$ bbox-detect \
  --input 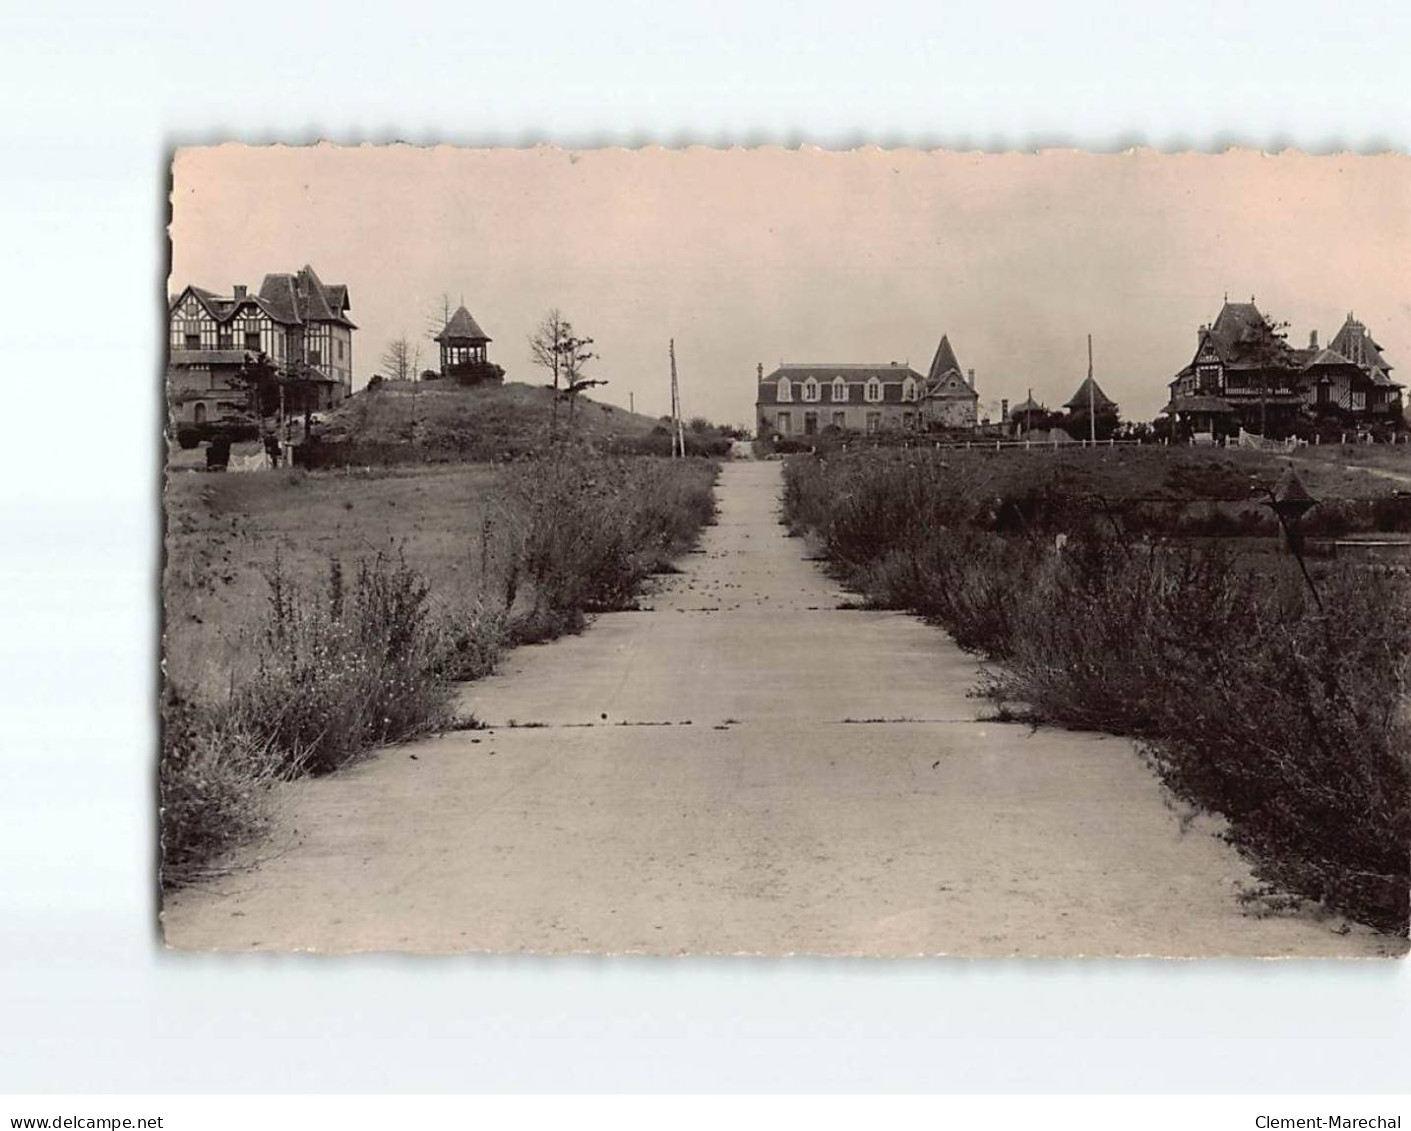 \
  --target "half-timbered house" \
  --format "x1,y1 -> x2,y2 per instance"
167,264 -> 356,427
1163,299 -> 1403,439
